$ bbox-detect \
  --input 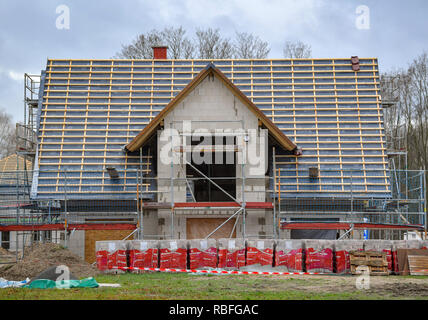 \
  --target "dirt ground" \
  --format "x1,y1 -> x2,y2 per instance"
0,243 -> 99,280
242,274 -> 428,298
